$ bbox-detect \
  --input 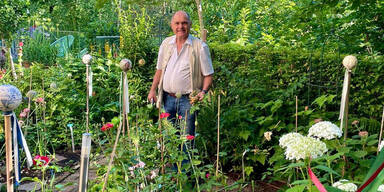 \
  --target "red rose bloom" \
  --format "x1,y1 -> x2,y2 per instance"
160,113 -> 170,119
186,135 -> 195,140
